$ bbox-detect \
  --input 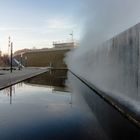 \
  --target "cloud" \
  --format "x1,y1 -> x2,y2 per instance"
0,27 -> 41,31
0,17 -> 80,53
45,18 -> 77,30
